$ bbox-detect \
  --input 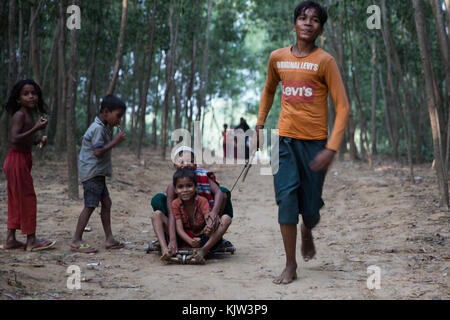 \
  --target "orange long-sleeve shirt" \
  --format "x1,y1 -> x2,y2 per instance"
257,46 -> 349,151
